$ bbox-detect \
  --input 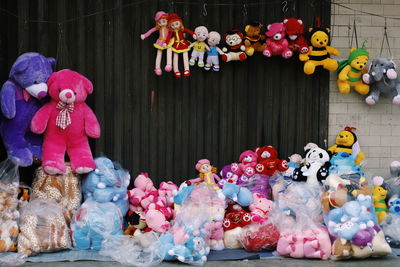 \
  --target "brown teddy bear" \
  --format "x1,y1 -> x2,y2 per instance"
243,22 -> 266,56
